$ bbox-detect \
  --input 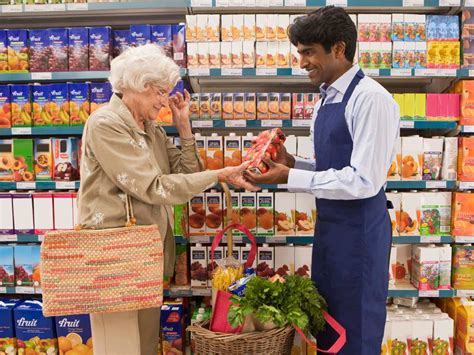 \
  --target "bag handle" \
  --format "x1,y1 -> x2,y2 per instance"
211,223 -> 257,269
294,312 -> 346,354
